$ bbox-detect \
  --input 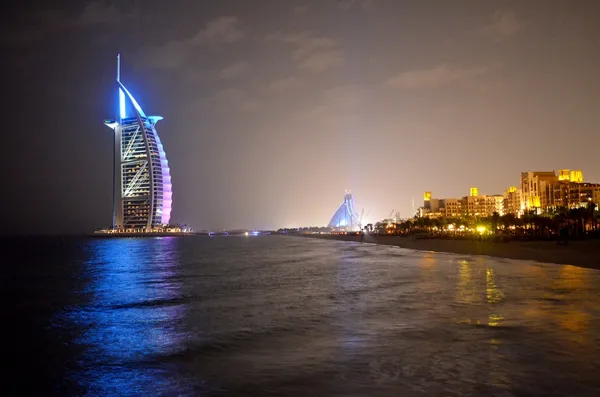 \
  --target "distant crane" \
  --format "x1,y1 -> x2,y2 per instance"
388,209 -> 395,219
